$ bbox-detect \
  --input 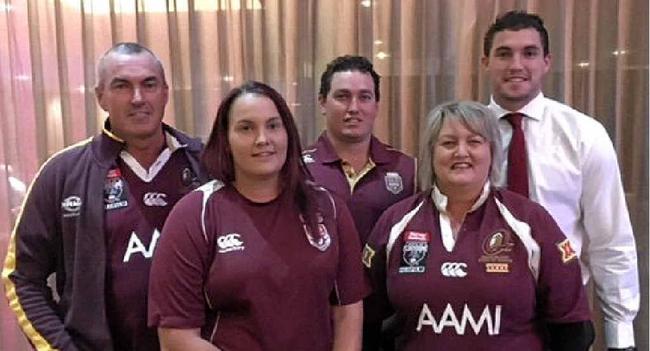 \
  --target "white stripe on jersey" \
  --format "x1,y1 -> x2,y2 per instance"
196,180 -> 225,243
494,197 -> 541,281
385,200 -> 426,271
